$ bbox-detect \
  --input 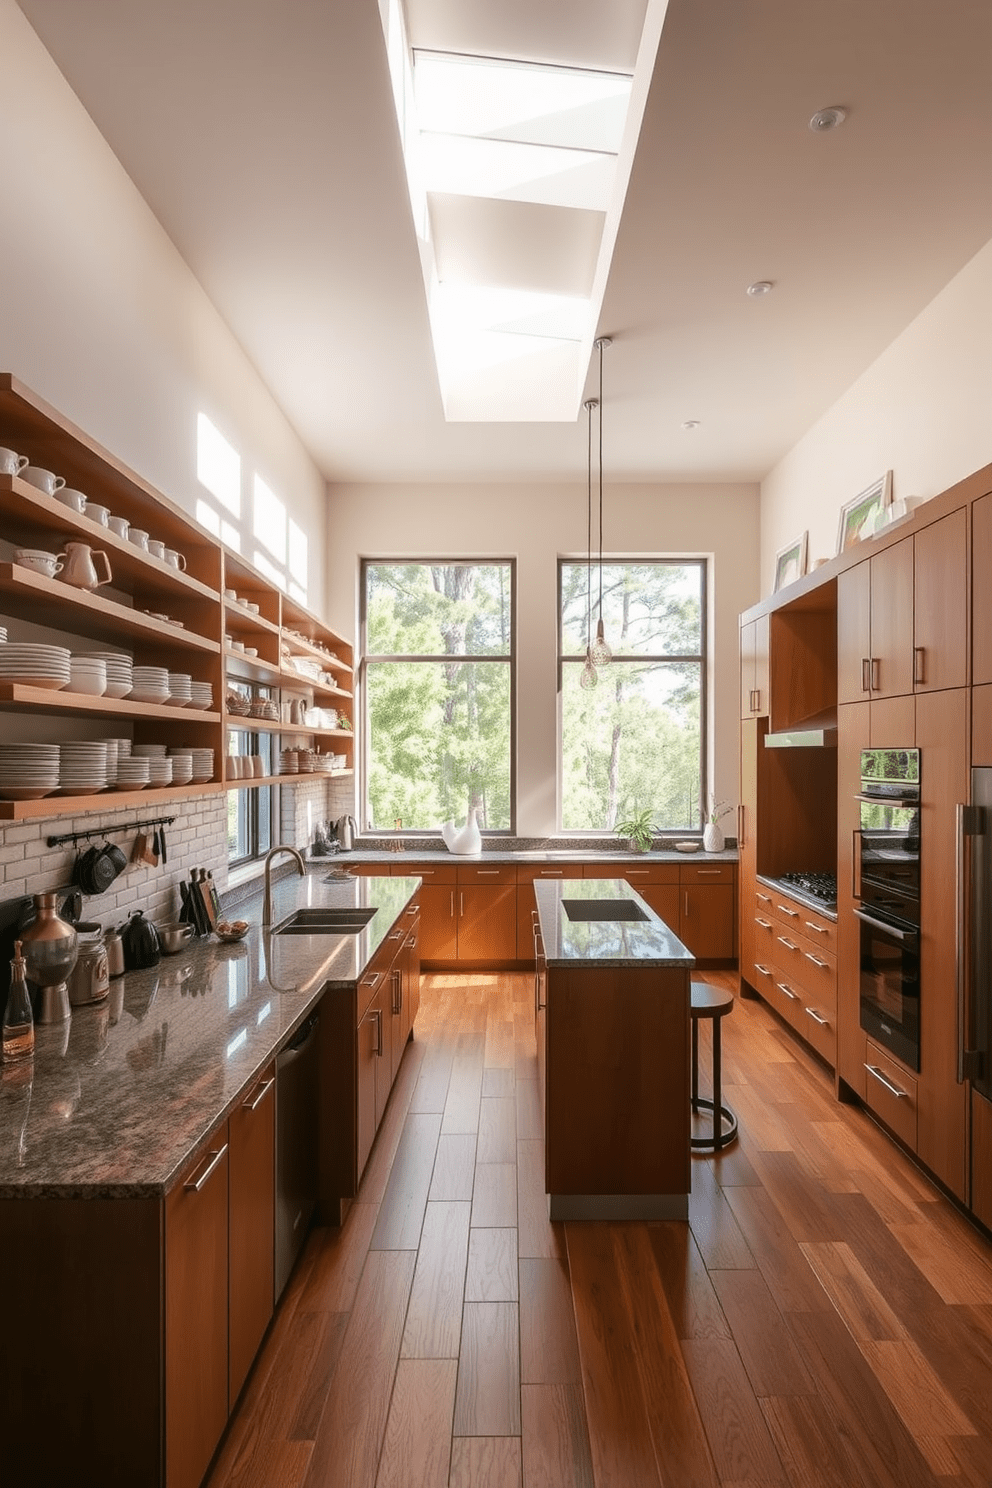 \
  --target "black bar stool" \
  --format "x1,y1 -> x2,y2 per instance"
690,981 -> 738,1151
